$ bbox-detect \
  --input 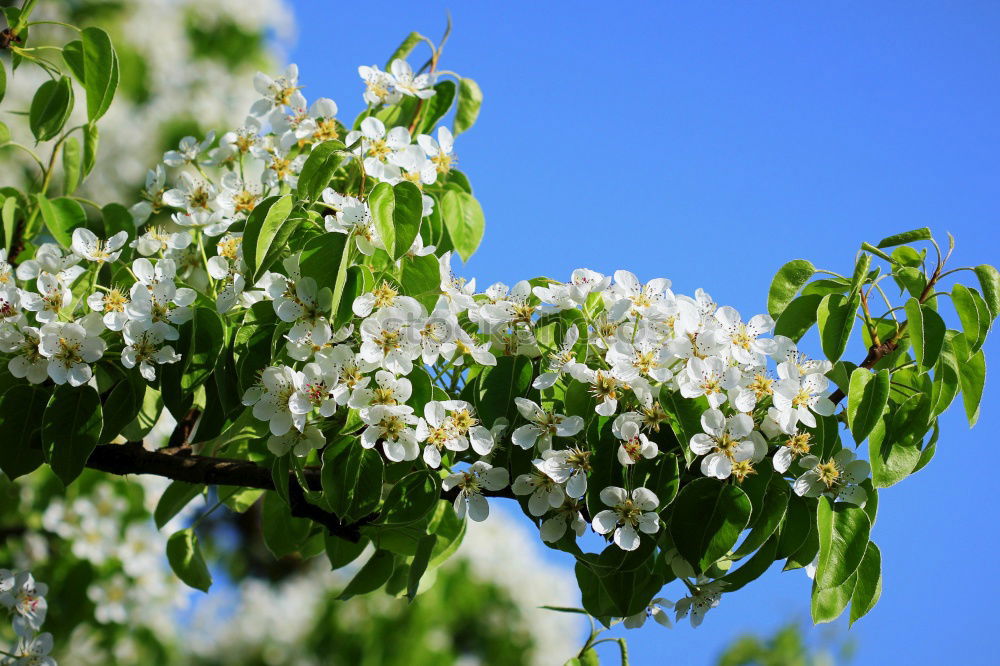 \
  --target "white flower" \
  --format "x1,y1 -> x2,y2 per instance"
390,59 -> 436,98
87,286 -> 132,331
591,486 -> 660,551
250,64 -> 305,117
121,319 -> 180,381
37,315 -> 106,386
322,189 -> 379,256
540,446 -> 591,498
358,64 -> 401,106
539,500 -> 588,543
713,306 -> 776,364
678,356 -> 740,409
512,459 -> 565,516
772,363 -> 836,431
14,631 -> 56,665
21,273 -> 73,323
0,570 -> 48,637
674,578 -> 724,627
346,116 -> 411,180
615,419 -> 658,466
623,597 -> 674,629
172,209 -> 233,237
360,404 -> 420,462
771,335 -> 833,376
417,126 -> 456,174
359,304 -> 422,375
88,574 -> 129,624
511,397 -> 584,450
289,362 -> 339,418
163,132 -> 215,167
793,449 -> 870,507
267,424 -> 326,457
162,172 -> 216,213
568,365 -> 638,416
607,270 -> 676,322
131,225 -> 192,257
71,228 -> 128,264
244,365 -> 304,436
416,400 -> 493,468
772,431 -> 814,473
442,461 -> 509,522
438,252 -> 476,313
689,409 -> 756,480
533,325 -> 580,389
5,327 -> 49,384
